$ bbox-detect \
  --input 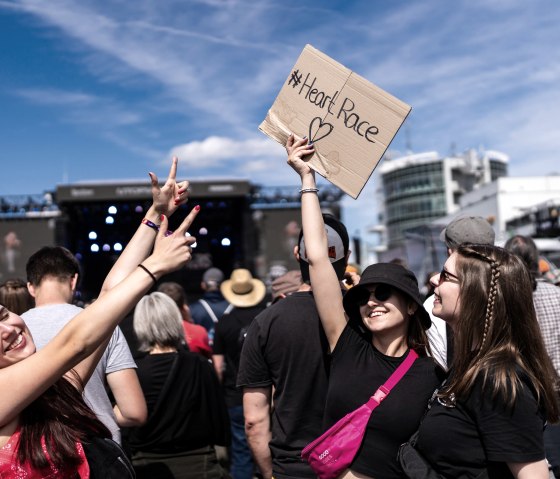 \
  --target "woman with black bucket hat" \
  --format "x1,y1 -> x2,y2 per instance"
286,135 -> 444,479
